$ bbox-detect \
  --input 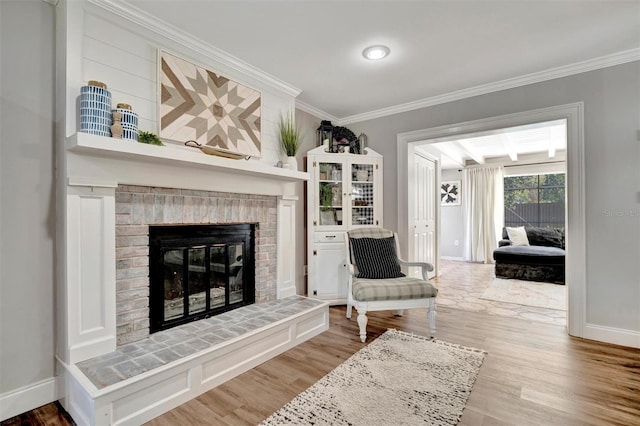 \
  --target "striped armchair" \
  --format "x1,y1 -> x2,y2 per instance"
345,228 -> 438,342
